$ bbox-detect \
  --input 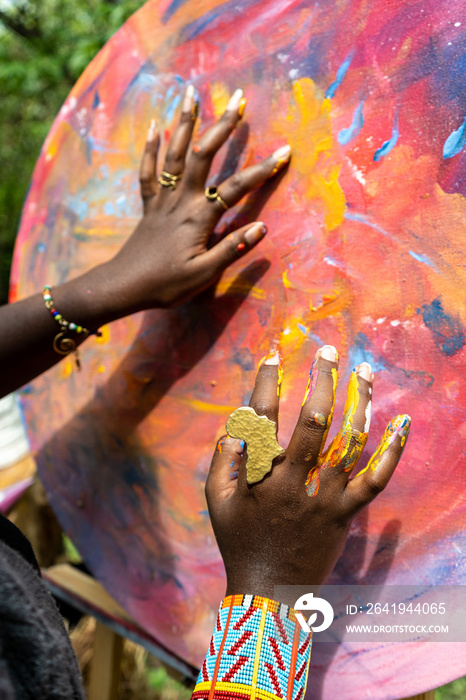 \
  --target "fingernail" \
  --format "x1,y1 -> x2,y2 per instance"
356,362 -> 372,382
397,414 -> 411,446
182,85 -> 195,113
270,145 -> 291,176
147,119 -> 156,141
264,350 -> 281,365
244,222 -> 267,246
238,97 -> 247,119
226,88 -> 244,113
318,345 -> 338,362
